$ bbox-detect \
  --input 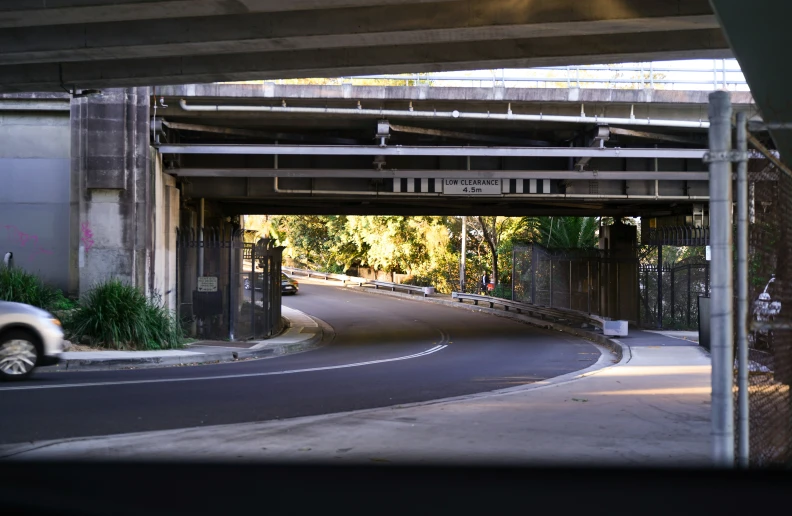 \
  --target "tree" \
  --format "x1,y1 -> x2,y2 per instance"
534,216 -> 598,249
470,217 -> 536,286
